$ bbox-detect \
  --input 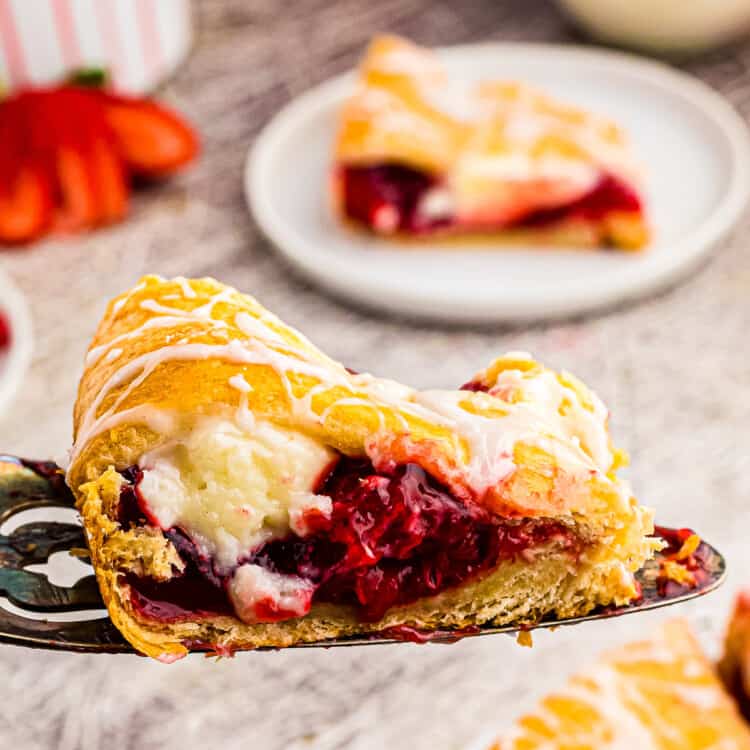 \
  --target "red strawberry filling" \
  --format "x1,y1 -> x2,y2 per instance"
340,164 -> 450,234
338,164 -> 642,236
654,525 -> 712,597
0,312 -> 10,350
120,457 -> 583,625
